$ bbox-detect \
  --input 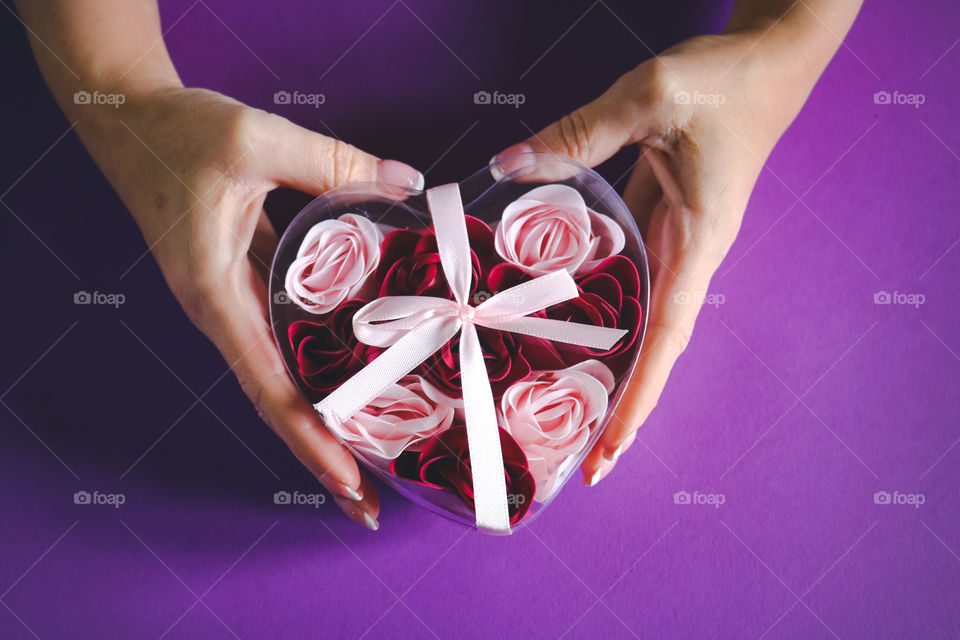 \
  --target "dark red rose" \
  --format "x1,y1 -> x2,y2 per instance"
287,299 -> 377,396
488,256 -> 643,374
417,326 -> 564,400
553,255 -> 643,371
487,261 -> 533,293
375,217 -> 495,299
390,425 -> 535,525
